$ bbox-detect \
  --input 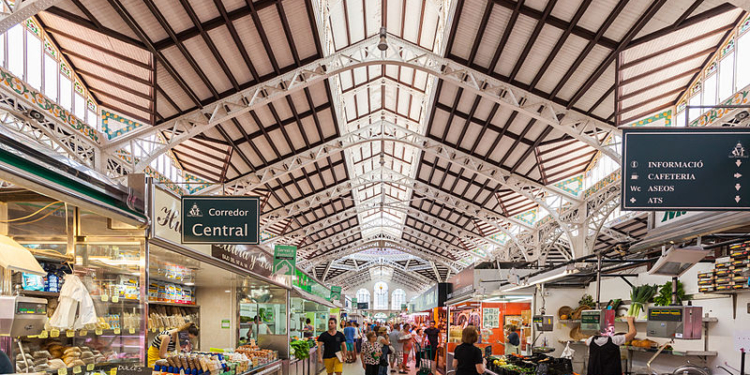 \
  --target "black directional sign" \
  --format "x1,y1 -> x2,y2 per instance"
622,128 -> 750,211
